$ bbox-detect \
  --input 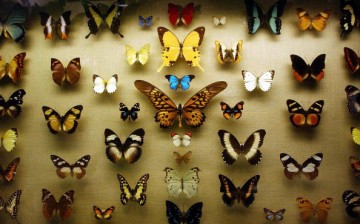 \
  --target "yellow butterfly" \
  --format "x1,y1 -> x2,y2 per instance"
296,8 -> 331,31
157,26 -> 205,73
0,52 -> 26,83
42,105 -> 83,134
134,80 -> 227,128
1,128 -> 18,152
125,44 -> 150,65
351,127 -> 360,145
